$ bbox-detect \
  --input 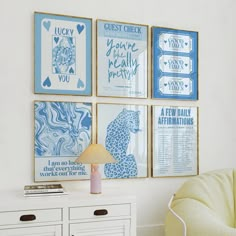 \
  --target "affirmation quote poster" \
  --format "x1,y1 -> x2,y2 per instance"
152,106 -> 198,177
34,101 -> 92,181
97,20 -> 148,98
